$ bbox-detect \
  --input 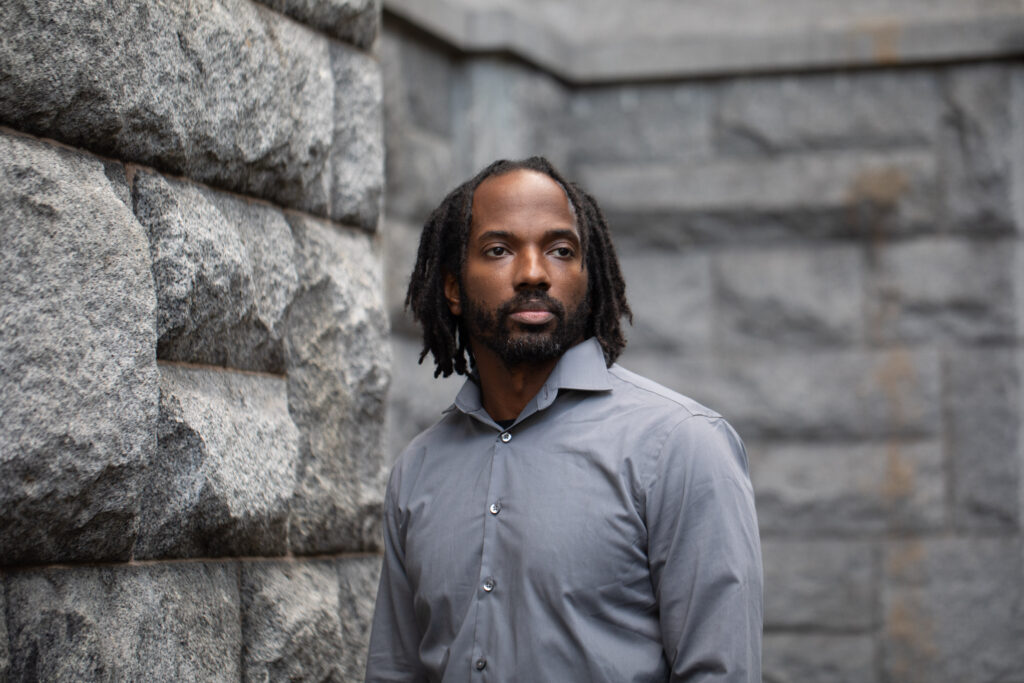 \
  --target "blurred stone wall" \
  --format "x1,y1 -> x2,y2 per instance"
381,3 -> 1024,682
0,1 -> 387,680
